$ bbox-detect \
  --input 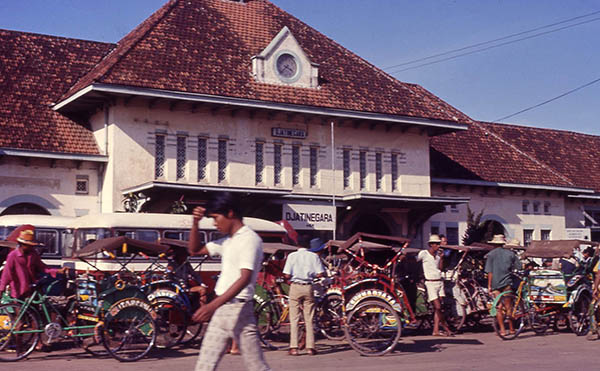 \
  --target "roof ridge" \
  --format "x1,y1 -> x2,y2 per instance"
266,1 -> 470,123
60,0 -> 179,100
0,28 -> 115,46
480,120 -> 600,139
472,121 -> 577,186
